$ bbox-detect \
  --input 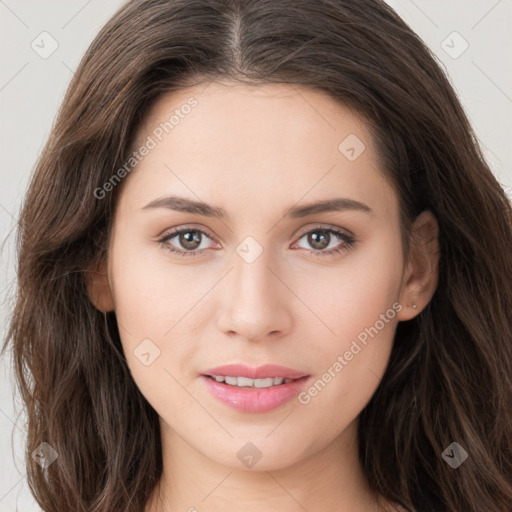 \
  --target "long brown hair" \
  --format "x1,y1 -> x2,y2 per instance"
3,0 -> 512,510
